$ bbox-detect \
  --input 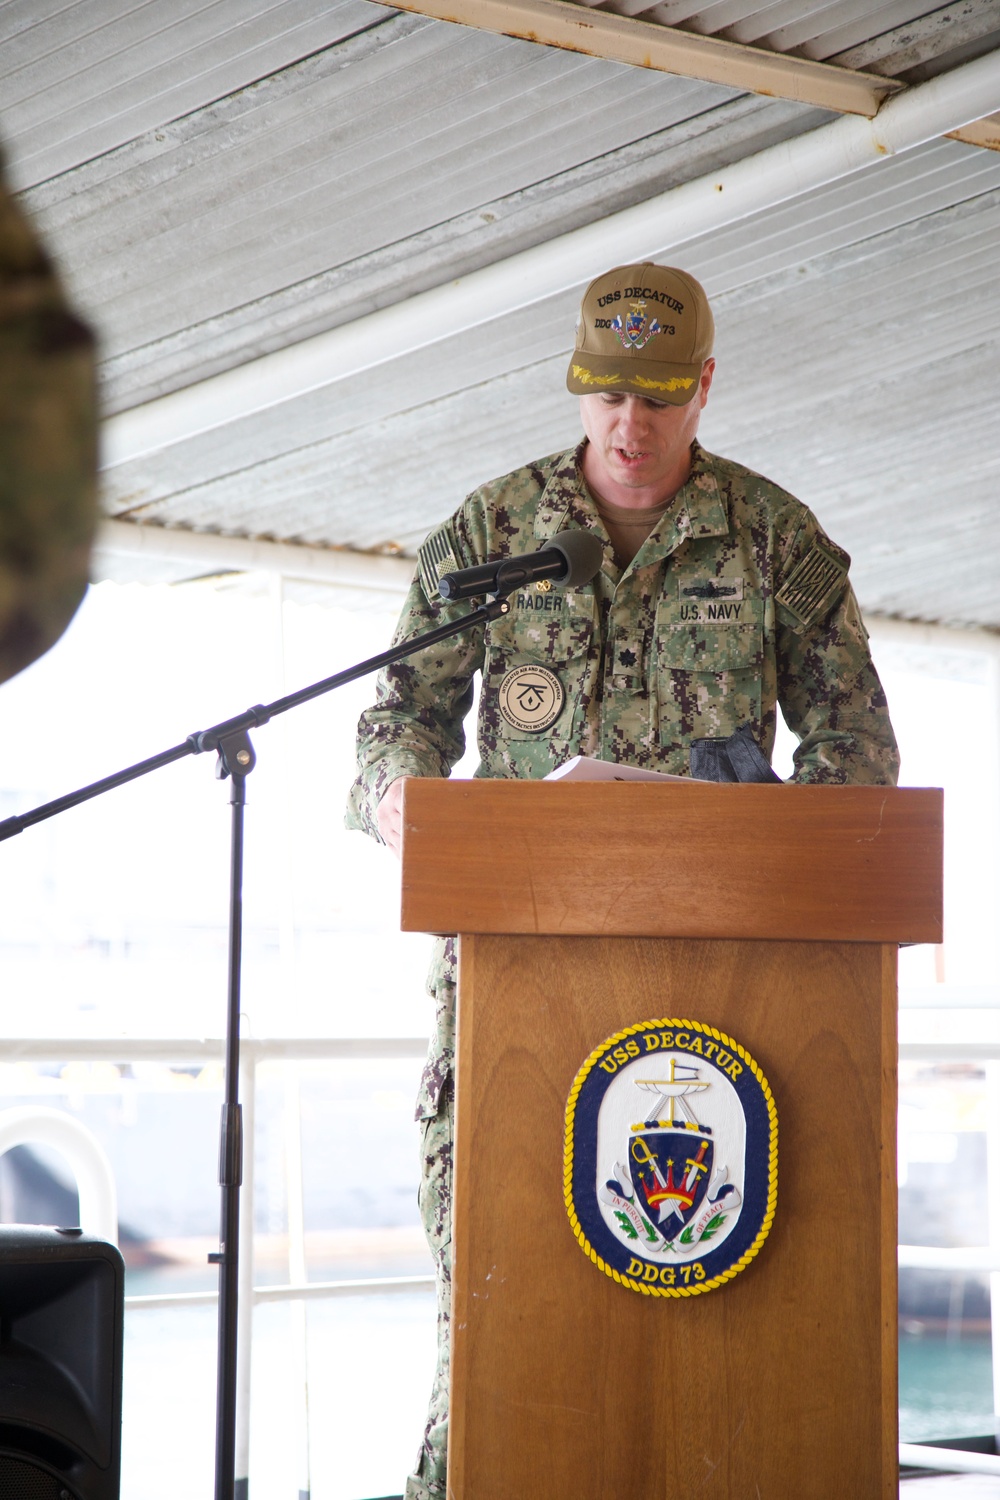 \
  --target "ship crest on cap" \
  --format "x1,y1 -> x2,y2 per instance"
567,263 -> 714,405
612,300 -> 662,352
